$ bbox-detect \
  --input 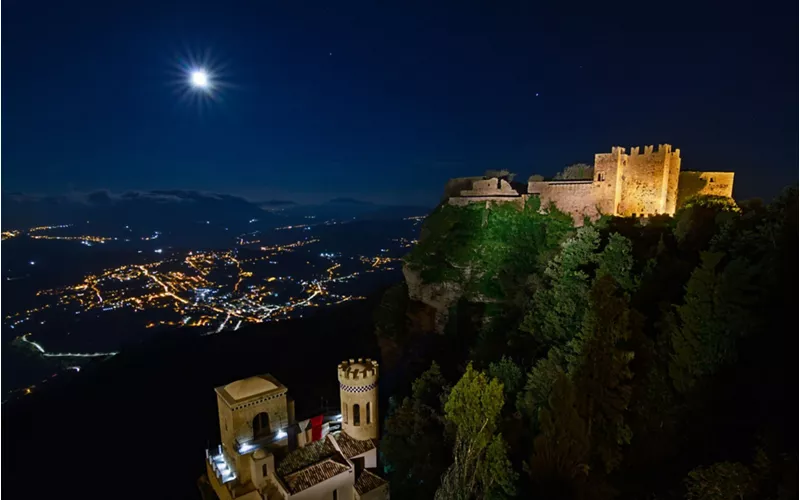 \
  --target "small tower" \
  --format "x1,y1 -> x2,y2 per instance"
338,358 -> 379,441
